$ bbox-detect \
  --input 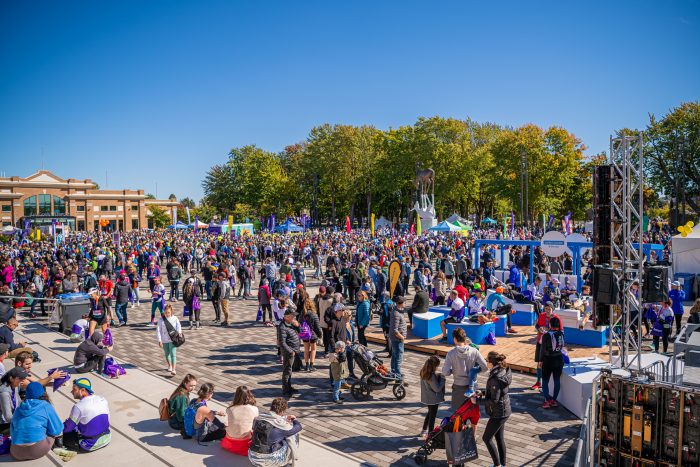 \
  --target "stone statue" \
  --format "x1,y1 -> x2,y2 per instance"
413,163 -> 437,229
